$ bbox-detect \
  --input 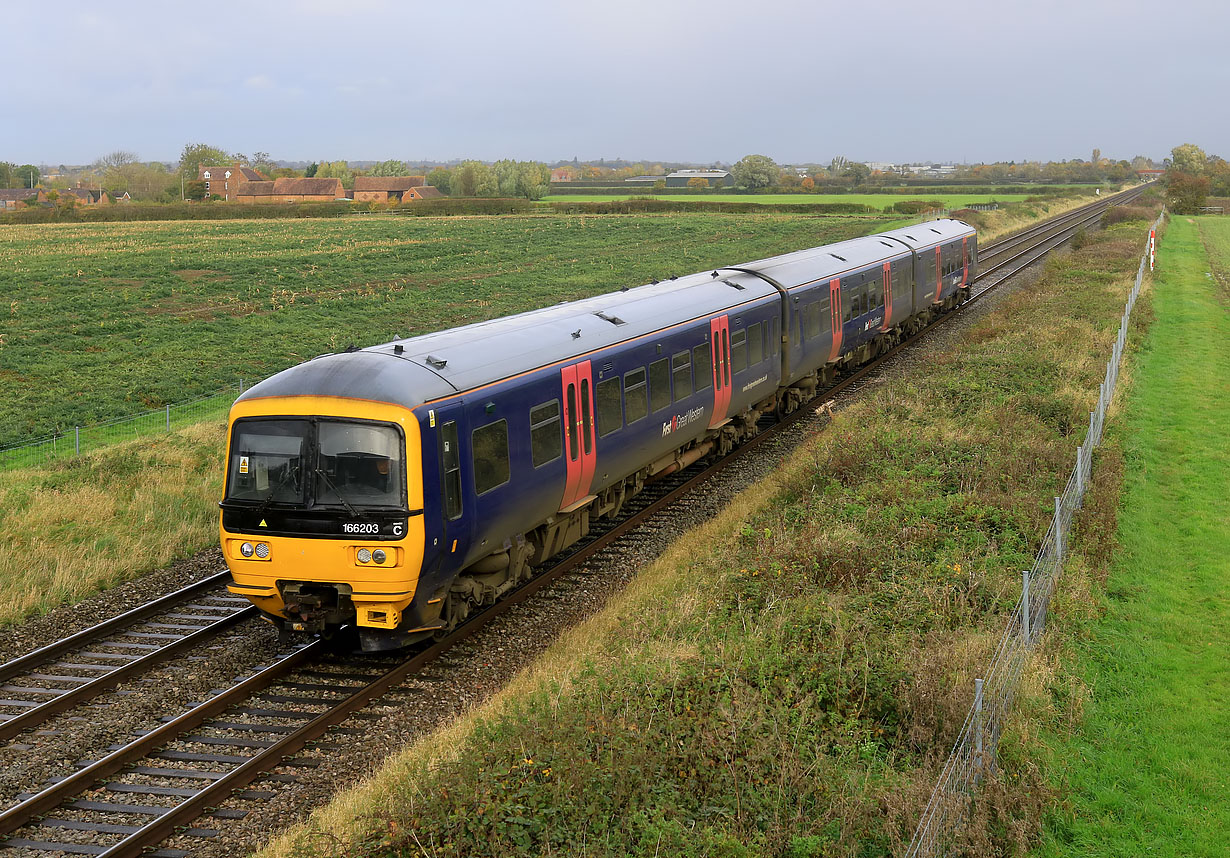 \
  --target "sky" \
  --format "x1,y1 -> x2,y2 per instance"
2,0 -> 1226,167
